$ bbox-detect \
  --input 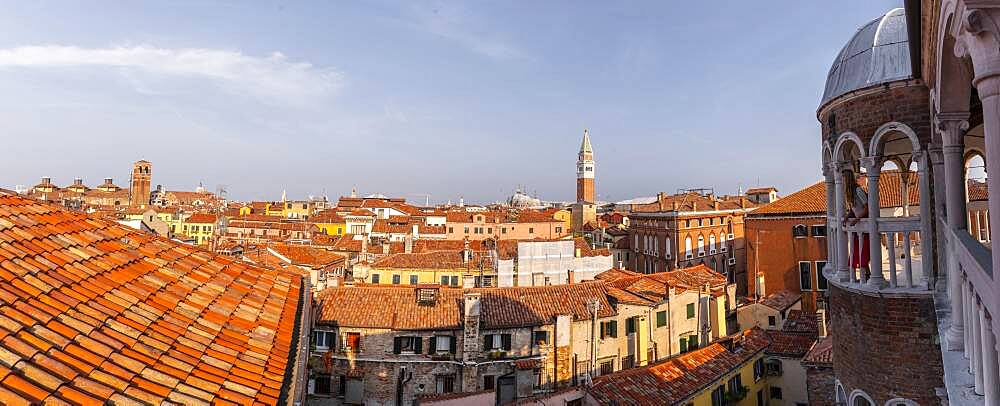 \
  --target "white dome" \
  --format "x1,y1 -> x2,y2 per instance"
821,8 -> 912,106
